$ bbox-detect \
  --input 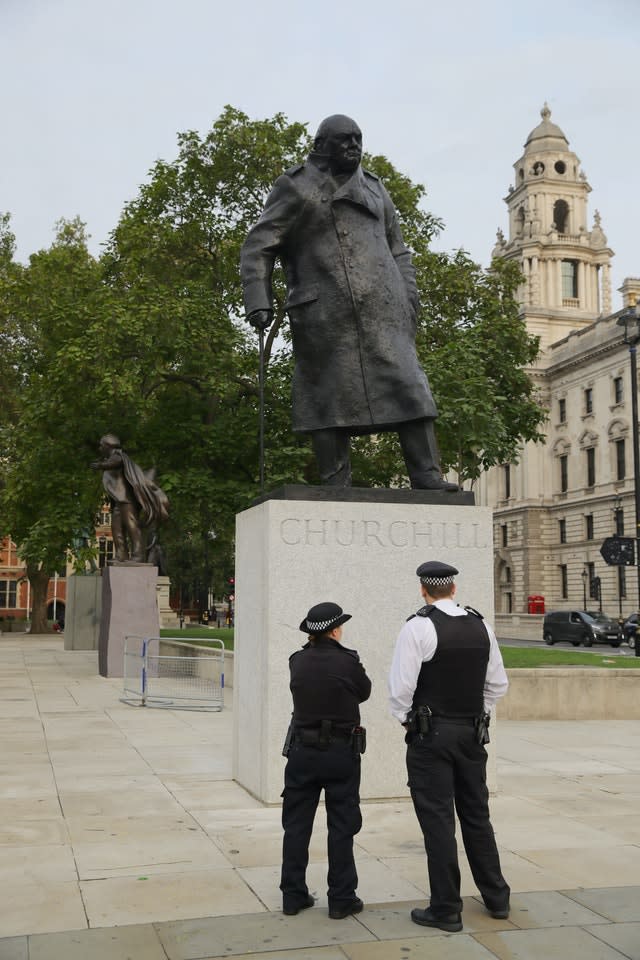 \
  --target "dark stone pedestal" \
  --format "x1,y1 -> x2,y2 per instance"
251,483 -> 474,507
64,573 -> 102,651
98,564 -> 159,677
